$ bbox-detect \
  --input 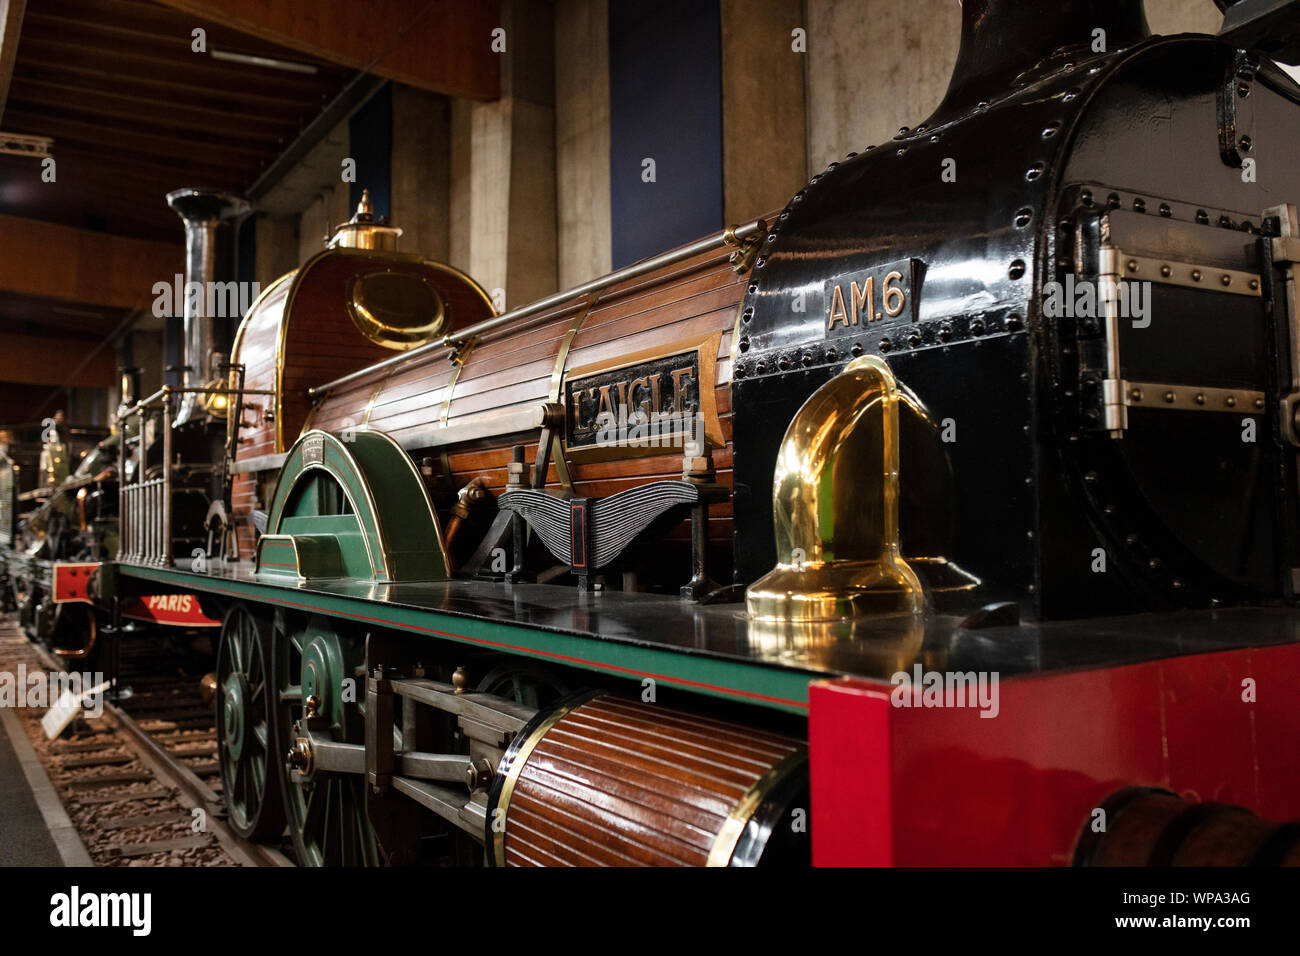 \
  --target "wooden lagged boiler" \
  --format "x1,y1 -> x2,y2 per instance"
231,193 -> 762,592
